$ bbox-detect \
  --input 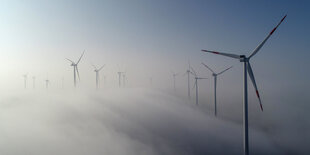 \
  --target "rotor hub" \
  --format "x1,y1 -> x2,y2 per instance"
239,55 -> 248,62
